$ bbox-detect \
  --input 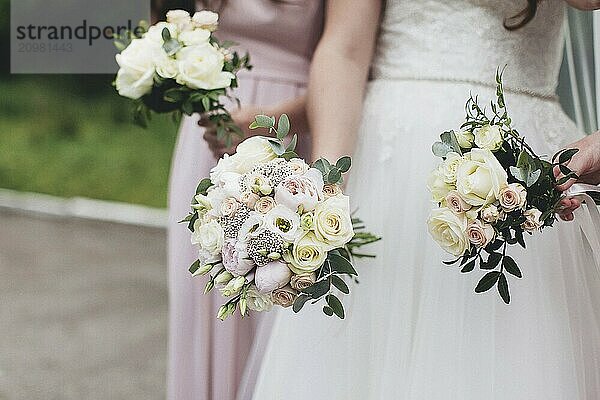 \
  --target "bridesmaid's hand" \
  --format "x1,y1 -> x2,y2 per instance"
554,131 -> 600,221
200,105 -> 265,159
